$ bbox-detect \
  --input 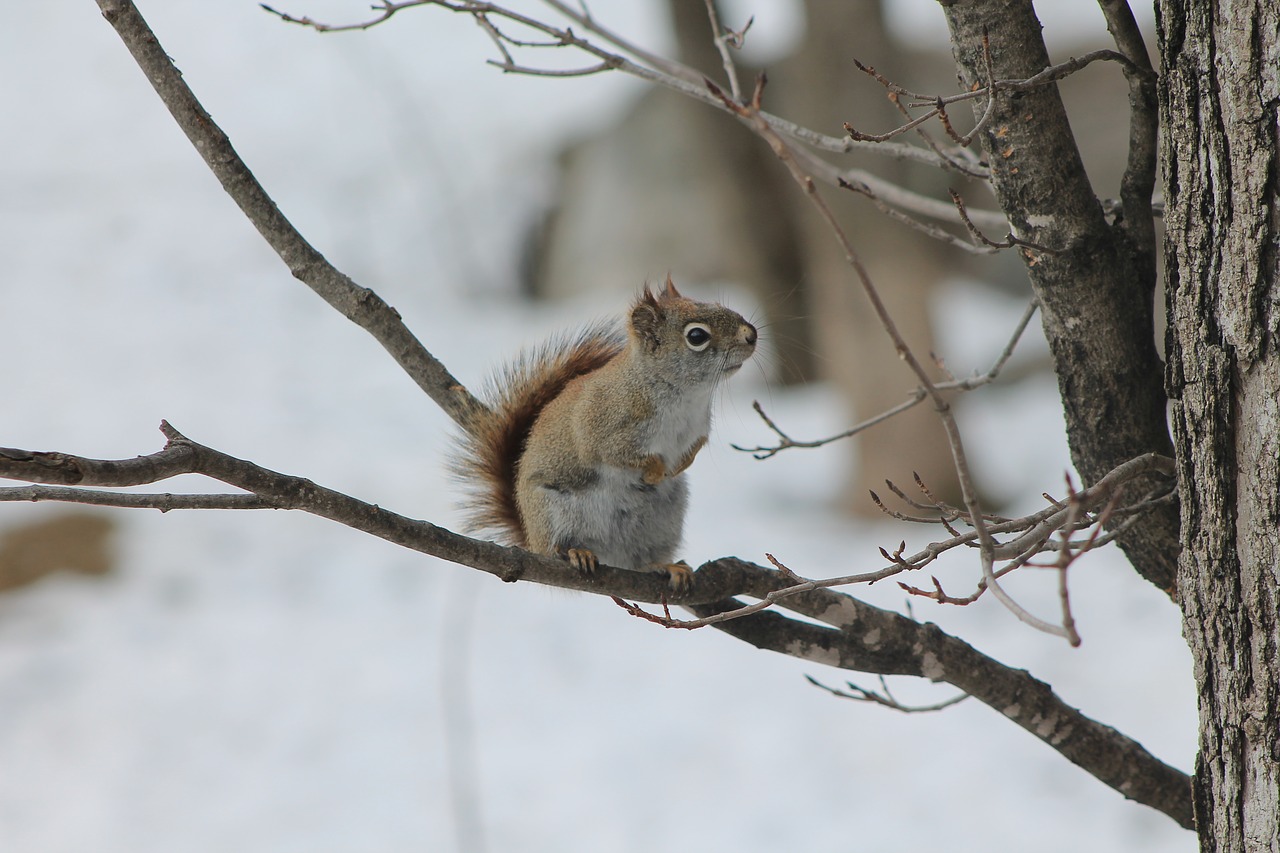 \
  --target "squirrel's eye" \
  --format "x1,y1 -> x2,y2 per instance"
684,323 -> 712,351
